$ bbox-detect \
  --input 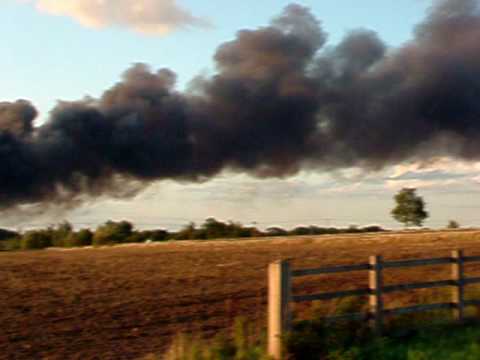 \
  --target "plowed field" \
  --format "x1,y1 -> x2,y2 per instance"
3,229 -> 480,359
